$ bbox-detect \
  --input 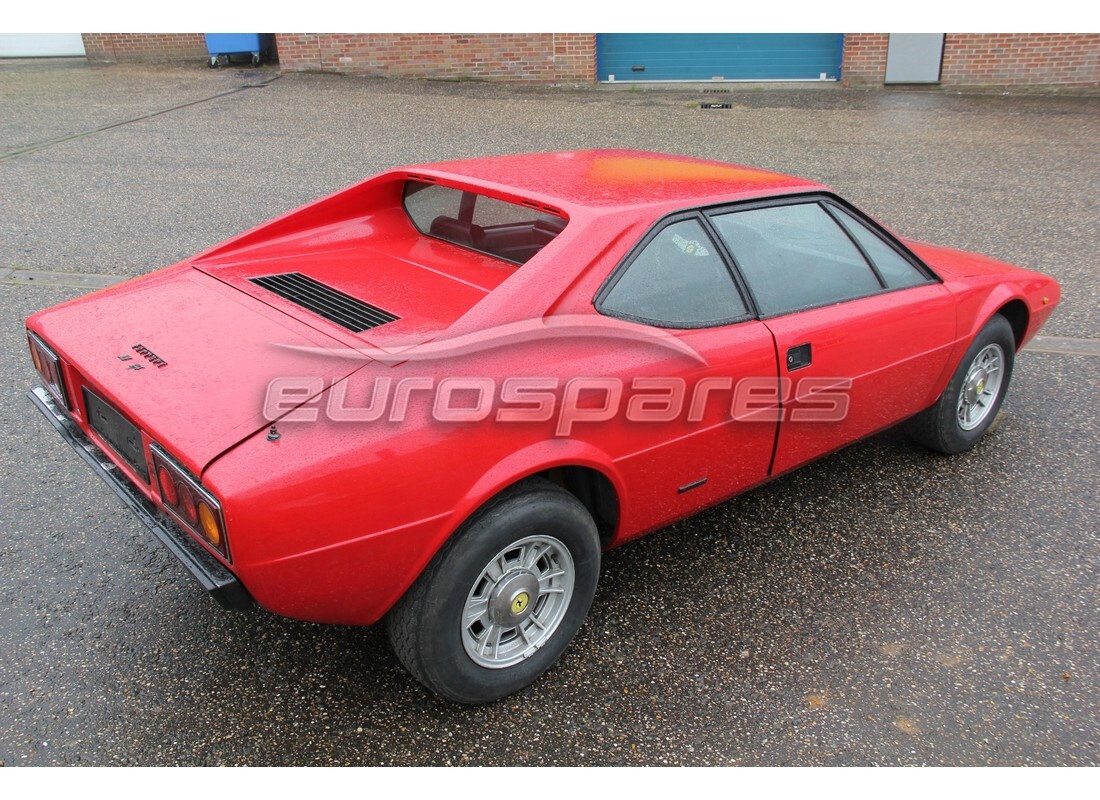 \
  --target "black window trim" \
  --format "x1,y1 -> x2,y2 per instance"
594,210 -> 757,330
818,197 -> 939,284
705,192 -> 939,281
701,192 -> 942,321
820,202 -> 888,289
594,191 -> 943,328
